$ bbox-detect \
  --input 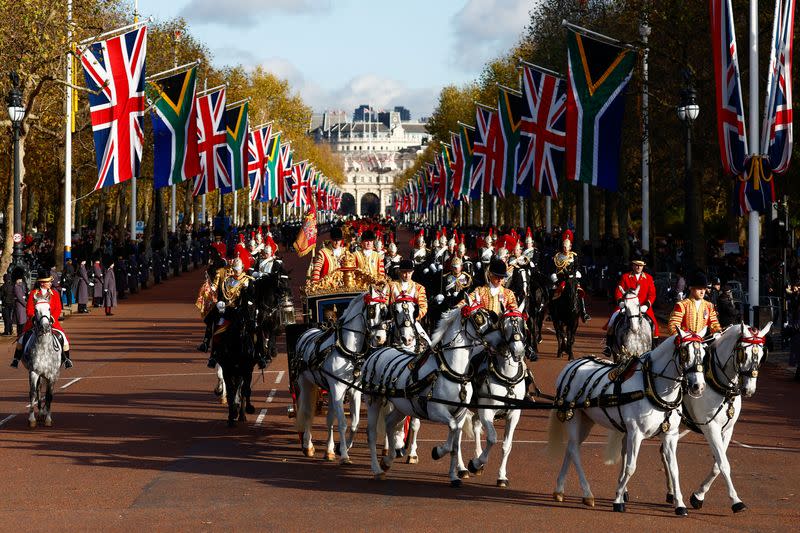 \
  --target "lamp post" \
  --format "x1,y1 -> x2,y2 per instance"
6,72 -> 26,272
677,78 -> 699,271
